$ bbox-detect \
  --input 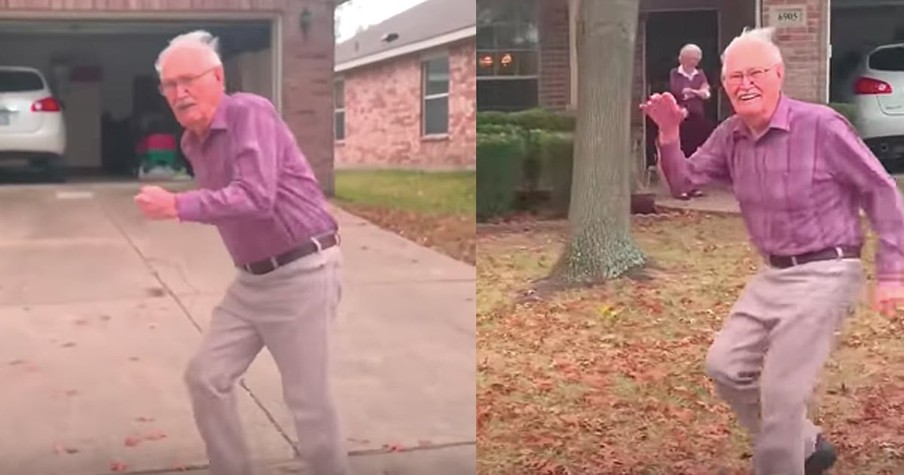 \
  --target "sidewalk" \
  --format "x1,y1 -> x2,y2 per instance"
0,183 -> 475,475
